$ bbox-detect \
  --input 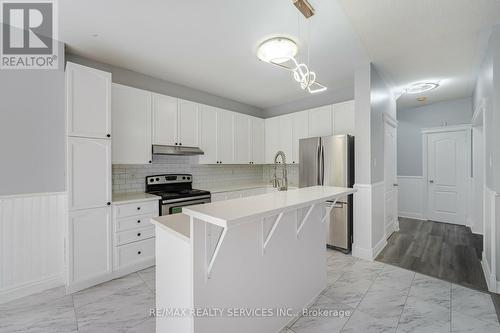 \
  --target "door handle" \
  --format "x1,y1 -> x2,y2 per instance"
429,180 -> 434,183
316,139 -> 321,185
319,143 -> 325,186
393,183 -> 399,187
